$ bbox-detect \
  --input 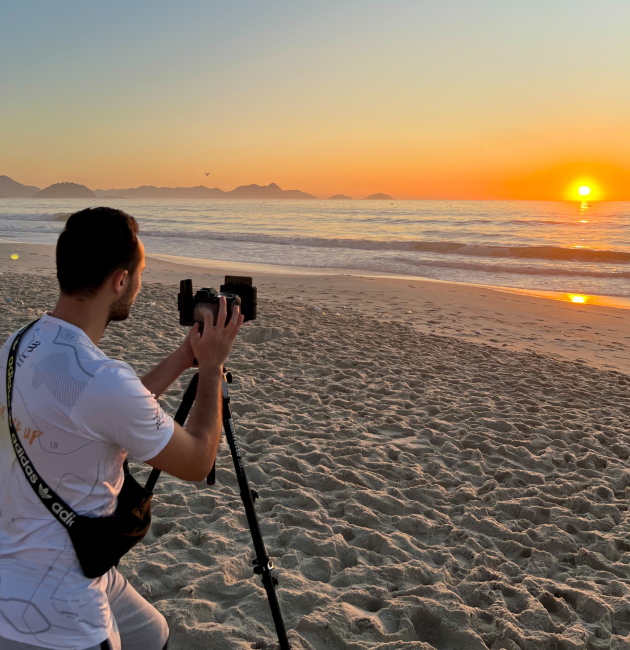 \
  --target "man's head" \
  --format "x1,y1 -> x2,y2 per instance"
56,207 -> 145,322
